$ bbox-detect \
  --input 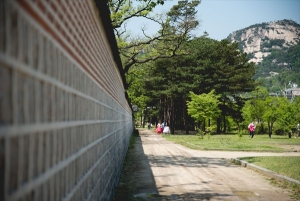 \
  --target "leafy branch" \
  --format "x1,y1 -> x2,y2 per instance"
108,0 -> 201,74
